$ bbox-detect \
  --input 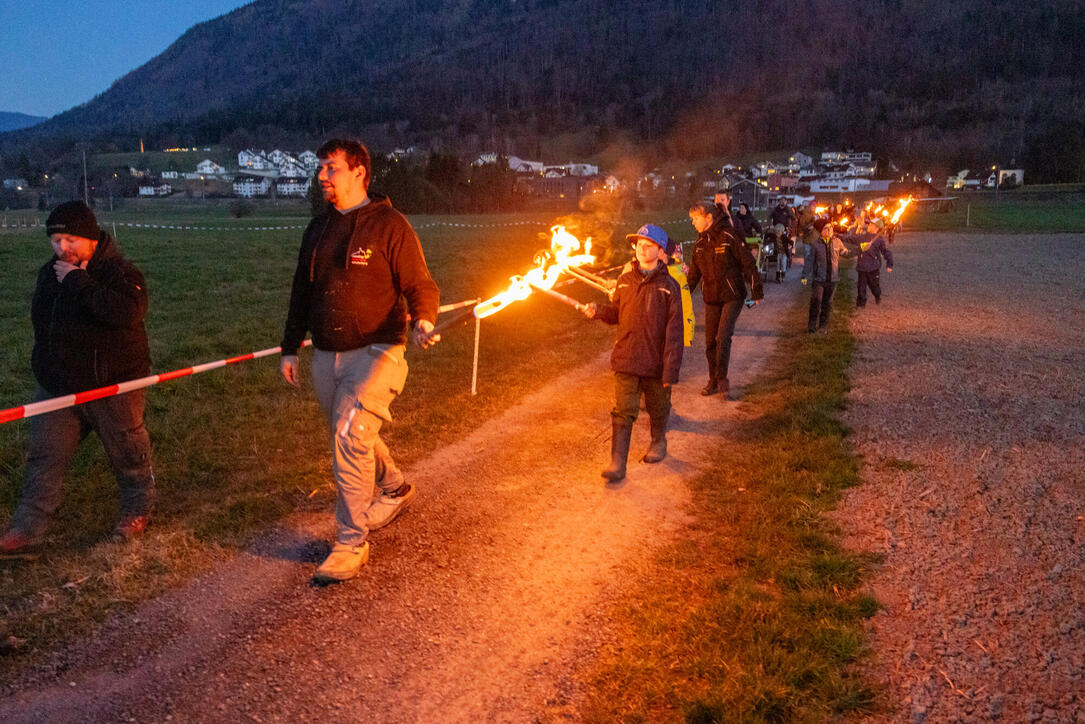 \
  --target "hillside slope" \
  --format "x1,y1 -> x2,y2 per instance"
3,0 -> 1084,179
